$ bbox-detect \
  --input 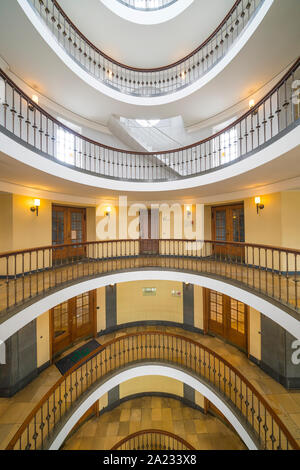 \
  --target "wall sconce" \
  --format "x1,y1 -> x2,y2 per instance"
249,98 -> 258,115
28,94 -> 39,111
186,205 -> 192,216
255,196 -> 264,214
105,206 -> 112,217
30,199 -> 40,216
